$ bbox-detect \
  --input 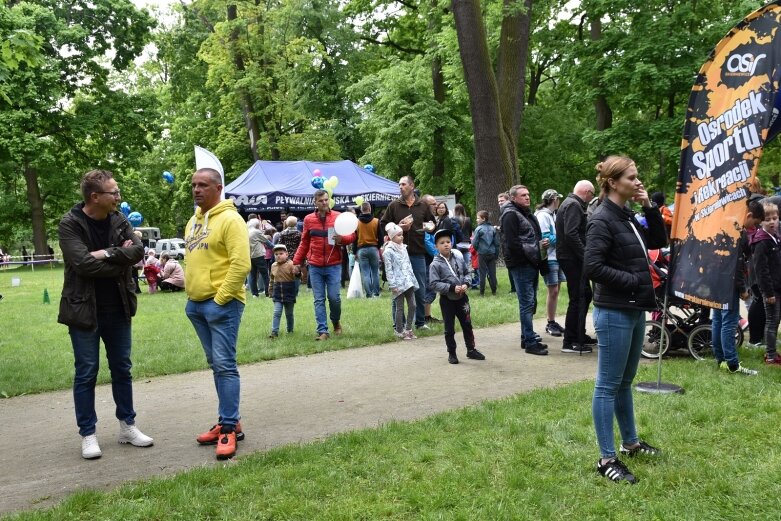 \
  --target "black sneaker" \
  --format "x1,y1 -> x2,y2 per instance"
582,335 -> 598,347
426,316 -> 443,324
545,321 -> 564,337
521,336 -> 544,349
524,343 -> 548,356
619,441 -> 660,458
466,349 -> 486,360
562,342 -> 593,354
597,458 -> 636,484
448,353 -> 459,364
